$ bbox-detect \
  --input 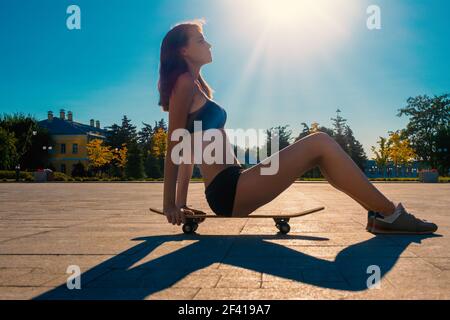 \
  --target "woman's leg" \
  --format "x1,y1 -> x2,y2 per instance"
318,165 -> 373,212
232,132 -> 396,217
